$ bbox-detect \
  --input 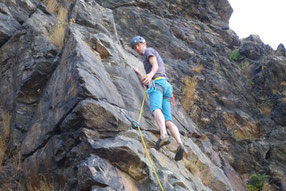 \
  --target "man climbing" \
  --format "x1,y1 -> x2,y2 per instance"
130,36 -> 185,161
